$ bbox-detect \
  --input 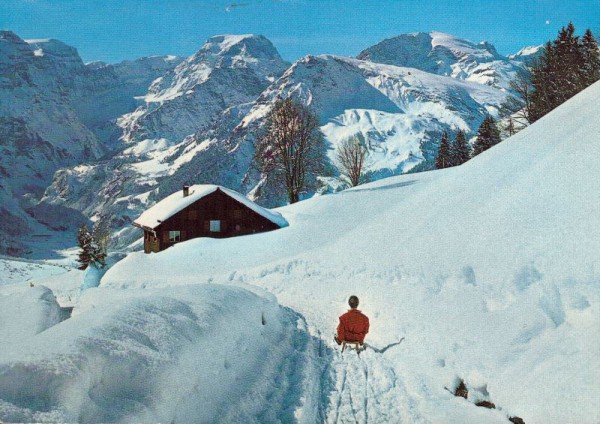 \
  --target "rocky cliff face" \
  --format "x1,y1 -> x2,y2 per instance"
0,31 -> 181,253
118,34 -> 289,144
